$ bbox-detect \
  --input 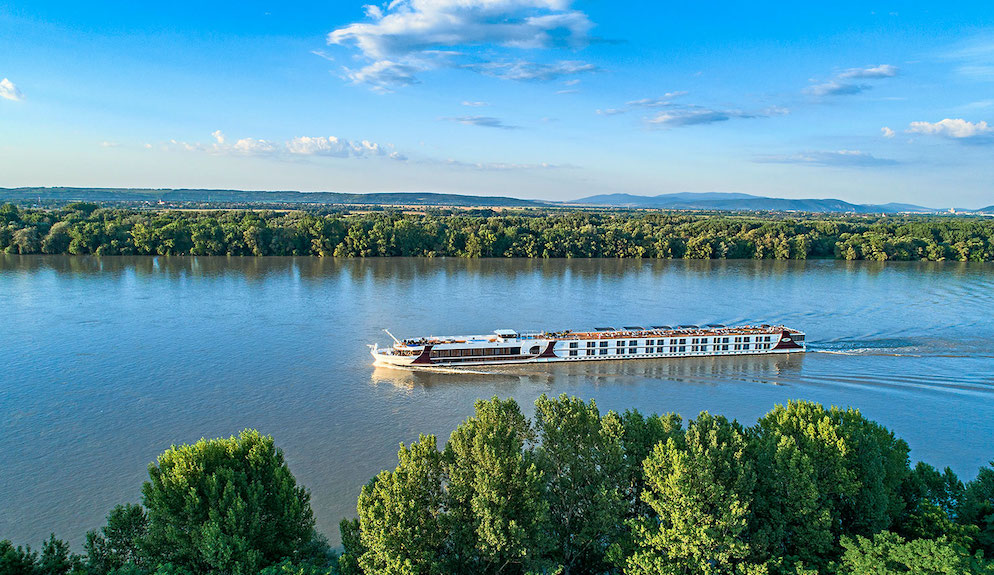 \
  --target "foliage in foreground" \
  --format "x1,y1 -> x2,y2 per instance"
3,398 -> 994,575
339,396 -> 994,575
3,203 -> 994,260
